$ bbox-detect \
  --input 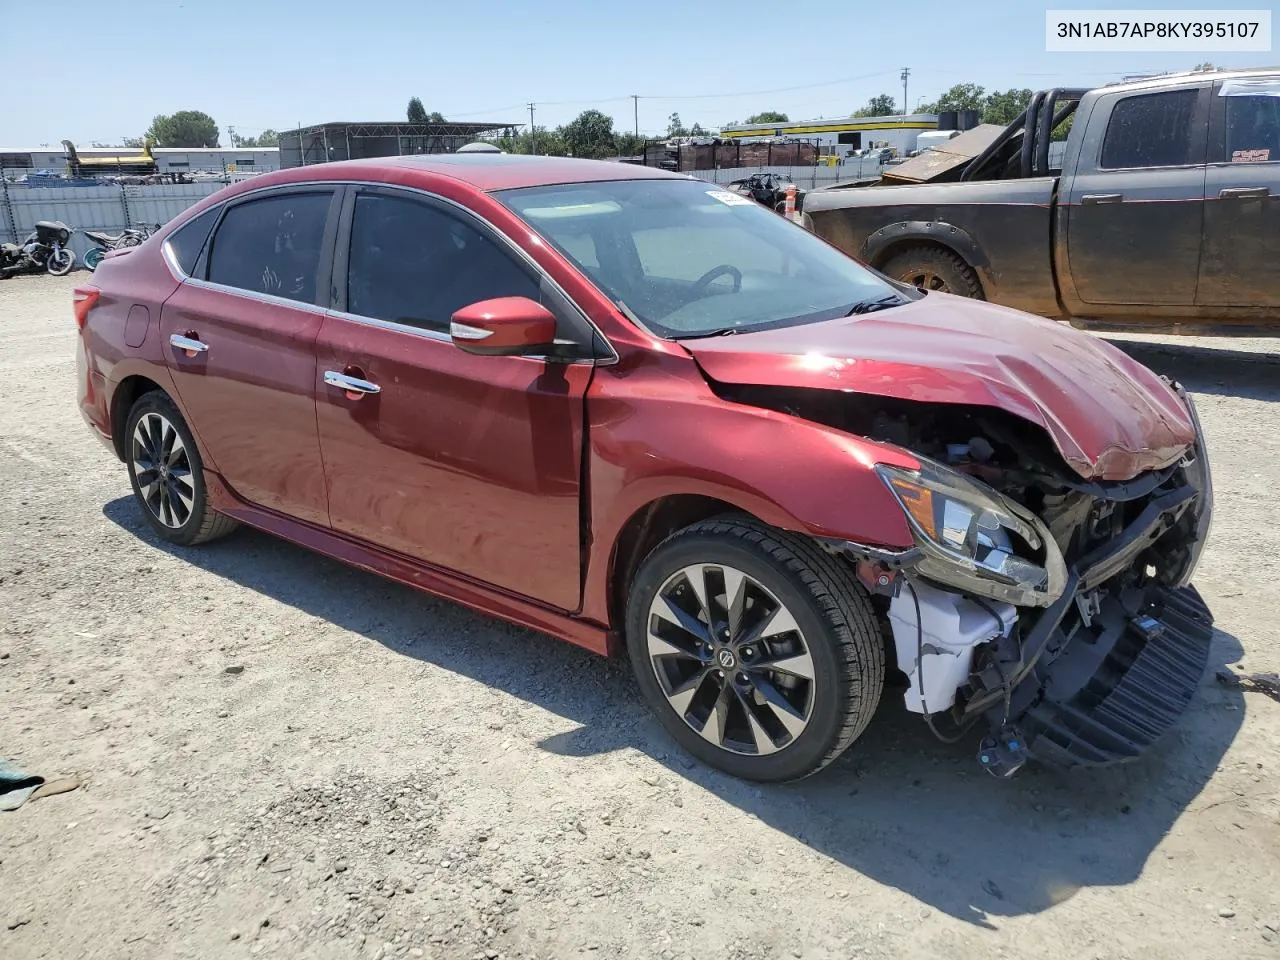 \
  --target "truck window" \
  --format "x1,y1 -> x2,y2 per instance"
1100,89 -> 1199,169
1224,92 -> 1280,163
